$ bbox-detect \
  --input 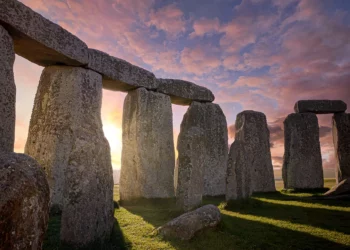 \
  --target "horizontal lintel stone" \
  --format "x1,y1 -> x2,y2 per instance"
294,100 -> 347,114
88,49 -> 158,92
0,0 -> 88,66
157,79 -> 215,106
